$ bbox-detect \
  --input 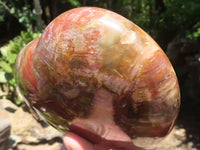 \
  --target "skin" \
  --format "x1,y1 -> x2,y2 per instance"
62,132 -> 142,150
60,89 -> 146,150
